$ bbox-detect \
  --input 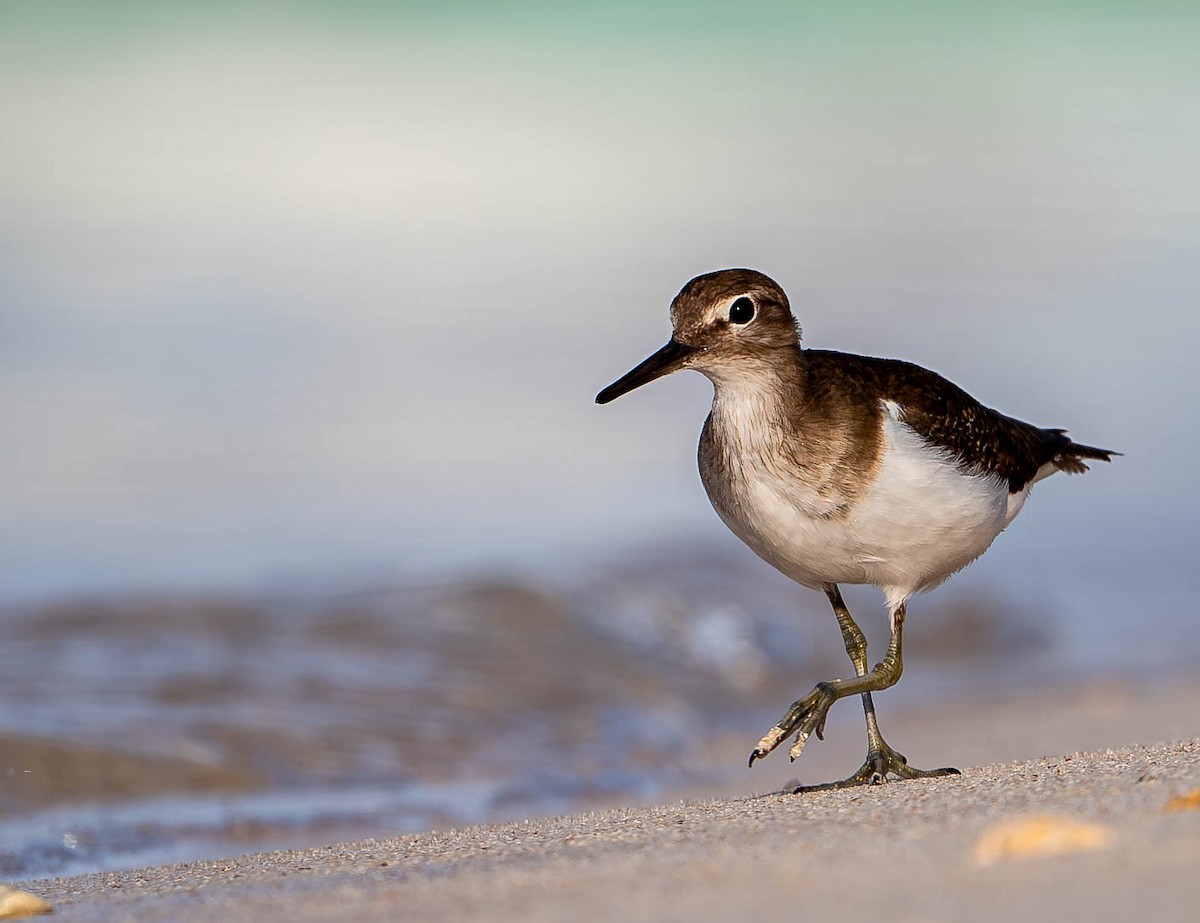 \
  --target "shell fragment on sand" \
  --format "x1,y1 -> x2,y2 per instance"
971,814 -> 1115,866
0,885 -> 52,919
